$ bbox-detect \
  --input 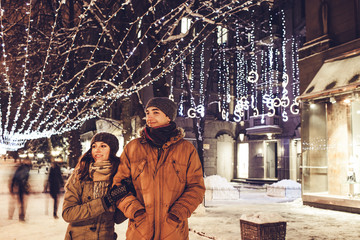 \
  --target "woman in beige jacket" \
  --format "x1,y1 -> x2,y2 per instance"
113,97 -> 205,240
62,132 -> 134,240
